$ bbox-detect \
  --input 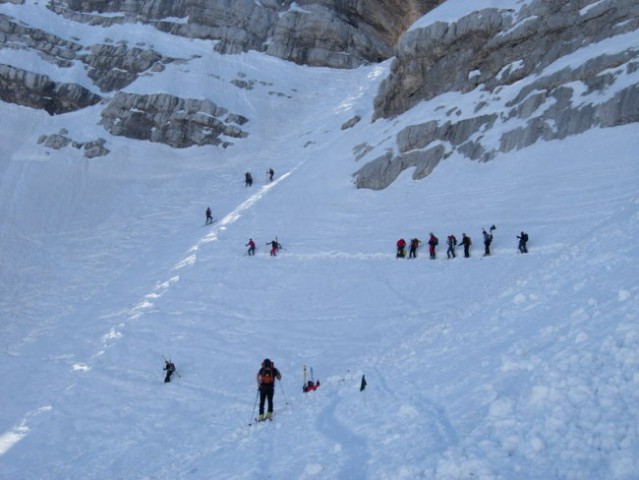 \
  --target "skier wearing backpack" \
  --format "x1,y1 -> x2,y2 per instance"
460,233 -> 472,258
408,238 -> 421,258
266,239 -> 281,256
256,358 -> 282,421
163,360 -> 176,383
446,234 -> 457,259
428,233 -> 439,259
396,238 -> 407,258
482,225 -> 496,256
517,231 -> 529,253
